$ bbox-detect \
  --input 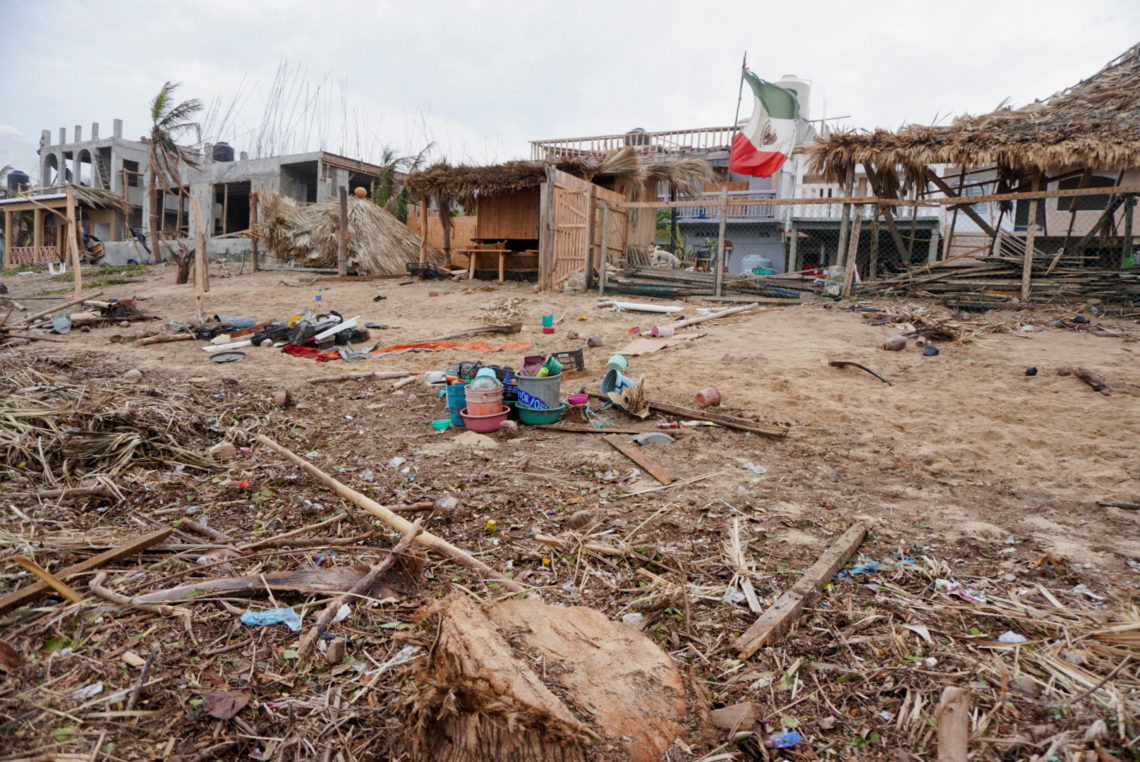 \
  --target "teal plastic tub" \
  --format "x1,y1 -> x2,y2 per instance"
514,402 -> 566,426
